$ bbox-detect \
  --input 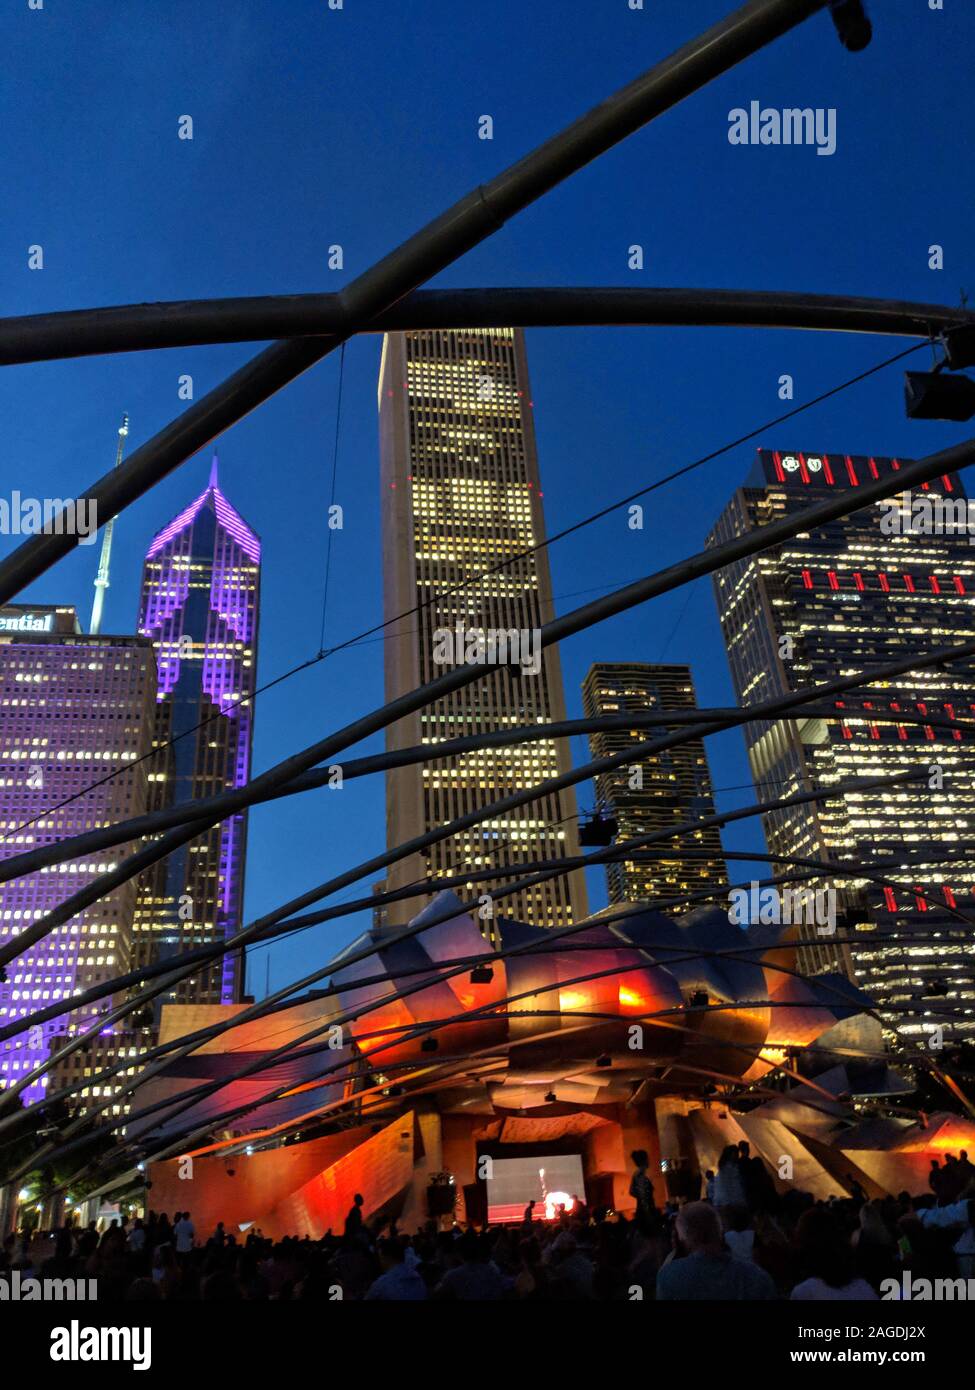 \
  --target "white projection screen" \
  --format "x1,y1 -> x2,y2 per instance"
486,1155 -> 586,1224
